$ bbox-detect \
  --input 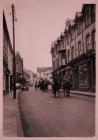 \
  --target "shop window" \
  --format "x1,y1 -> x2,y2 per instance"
78,64 -> 88,88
